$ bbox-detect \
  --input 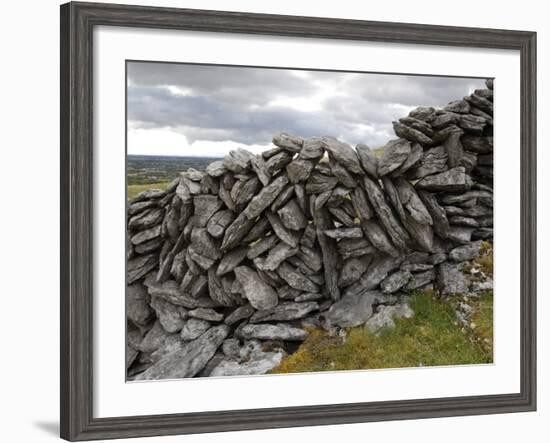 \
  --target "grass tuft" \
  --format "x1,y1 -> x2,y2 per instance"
270,291 -> 493,375
127,182 -> 168,200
